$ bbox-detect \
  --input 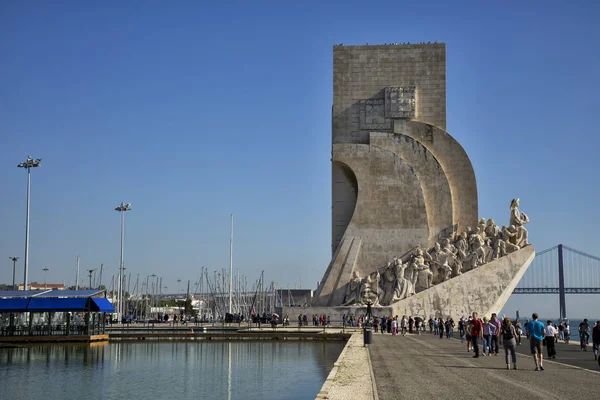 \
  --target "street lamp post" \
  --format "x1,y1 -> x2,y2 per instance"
9,257 -> 19,290
42,267 -> 49,289
114,202 -> 131,322
17,156 -> 41,291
